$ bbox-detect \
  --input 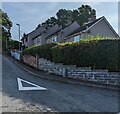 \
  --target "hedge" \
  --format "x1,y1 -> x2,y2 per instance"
23,37 -> 120,71
23,43 -> 57,60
